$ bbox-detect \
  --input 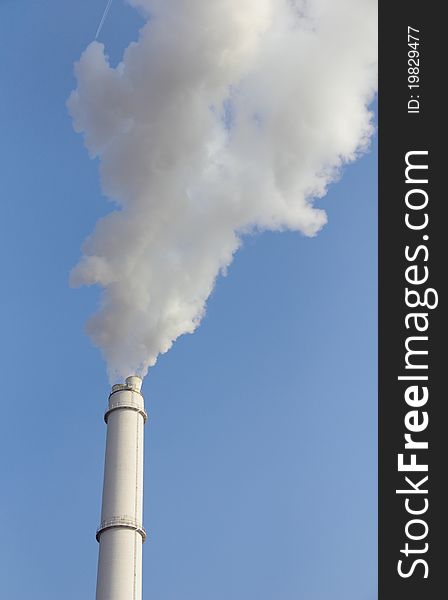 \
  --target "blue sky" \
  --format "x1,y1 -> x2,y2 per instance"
0,2 -> 377,599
